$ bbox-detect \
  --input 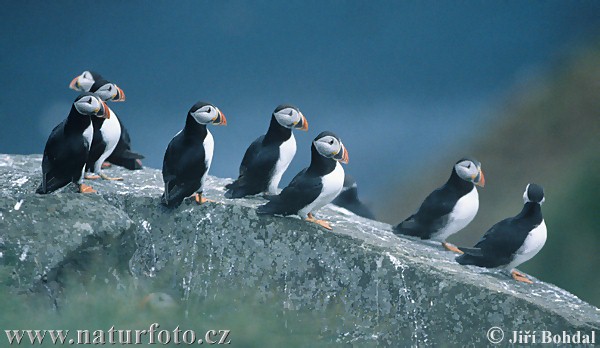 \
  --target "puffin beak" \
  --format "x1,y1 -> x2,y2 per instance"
99,101 -> 111,119
334,144 -> 349,164
113,85 -> 126,102
213,109 -> 227,126
69,76 -> 80,90
474,169 -> 485,187
294,112 -> 308,131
